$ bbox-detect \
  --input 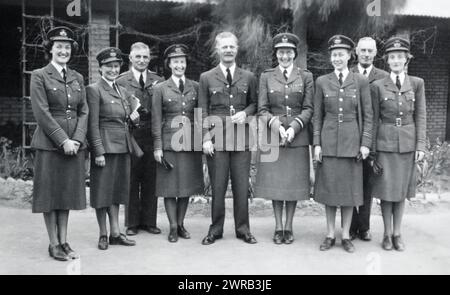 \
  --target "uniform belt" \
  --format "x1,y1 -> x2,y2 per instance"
381,116 -> 414,126
99,120 -> 129,128
325,113 -> 357,123
50,109 -> 77,119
